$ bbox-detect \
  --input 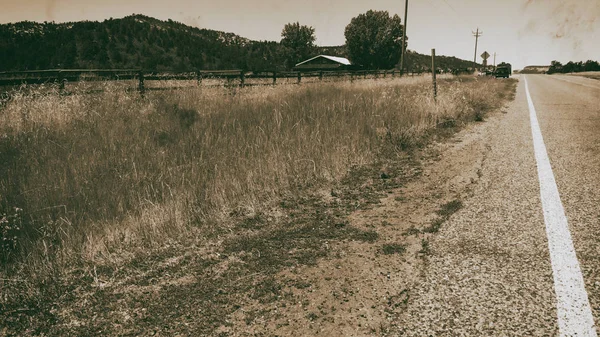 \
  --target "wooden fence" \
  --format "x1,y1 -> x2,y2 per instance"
0,68 -> 425,95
